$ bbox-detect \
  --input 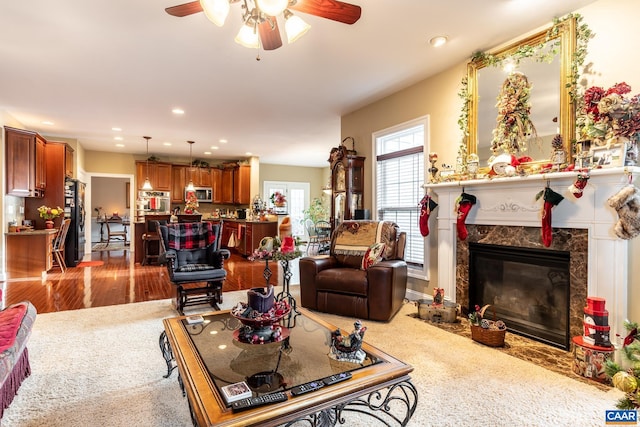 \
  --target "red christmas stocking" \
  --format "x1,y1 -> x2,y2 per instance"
456,193 -> 476,241
568,172 -> 590,198
541,187 -> 564,247
419,195 -> 438,237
